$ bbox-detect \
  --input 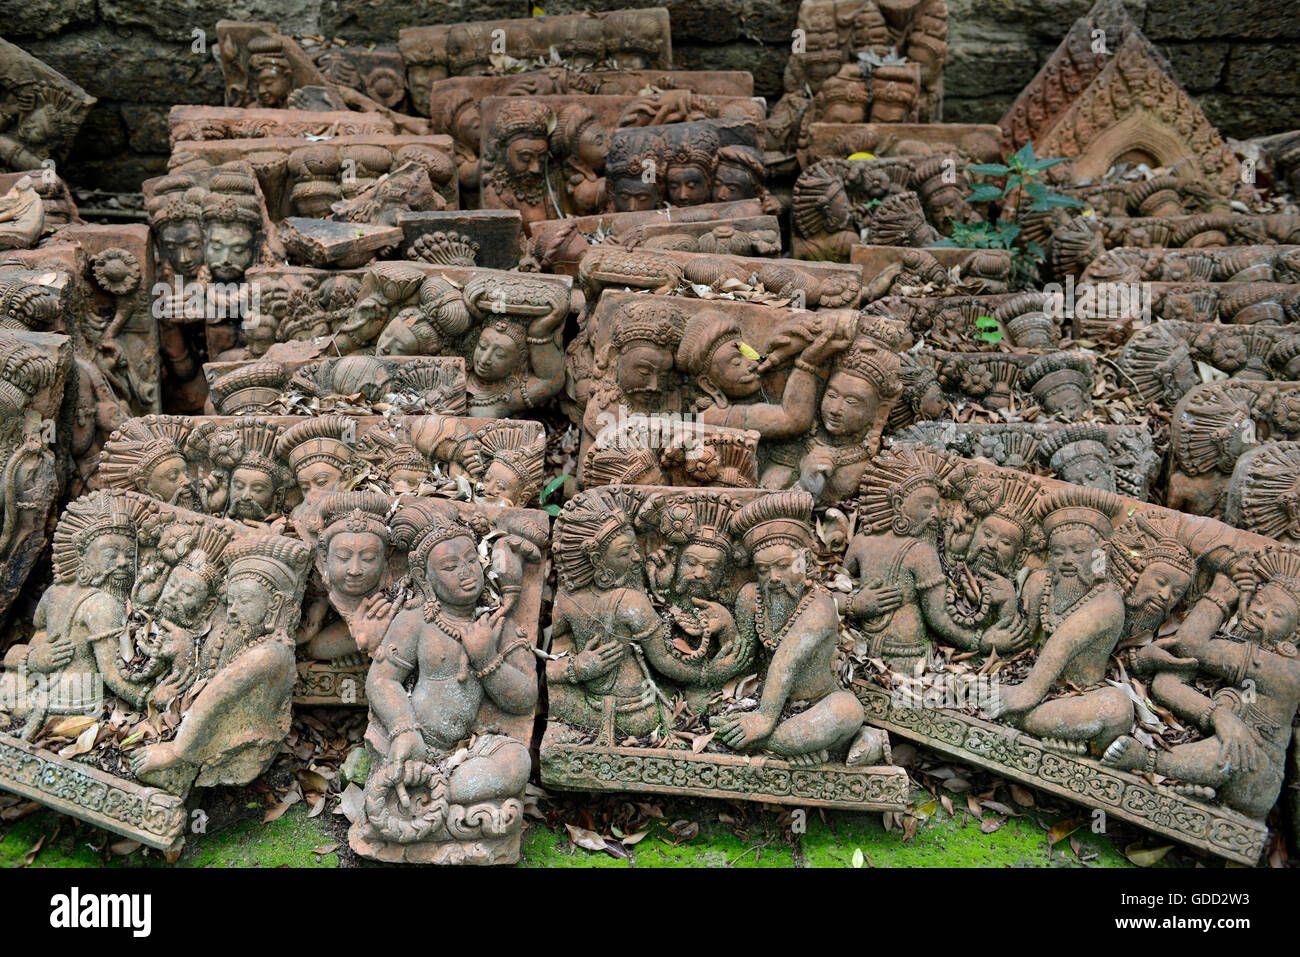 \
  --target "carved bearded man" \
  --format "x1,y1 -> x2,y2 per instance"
481,100 -> 555,226
718,491 -> 865,765
2,493 -> 149,735
985,487 -> 1135,754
